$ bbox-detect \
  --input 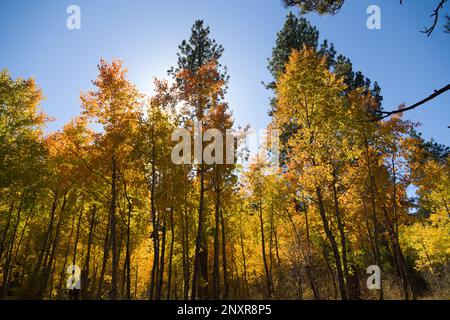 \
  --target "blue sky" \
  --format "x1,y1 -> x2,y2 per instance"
0,0 -> 449,145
